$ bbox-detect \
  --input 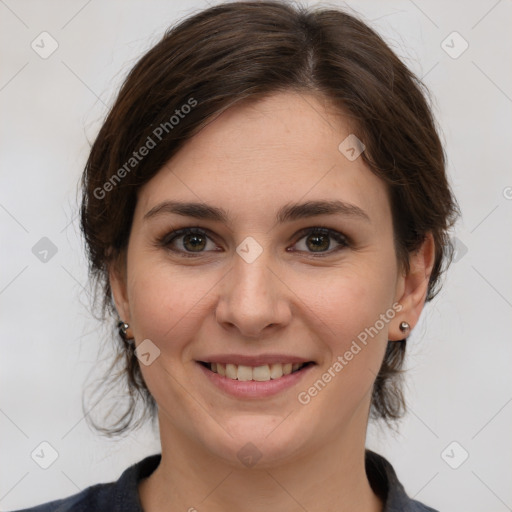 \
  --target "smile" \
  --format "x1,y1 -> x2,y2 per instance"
199,361 -> 313,381
197,359 -> 316,399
